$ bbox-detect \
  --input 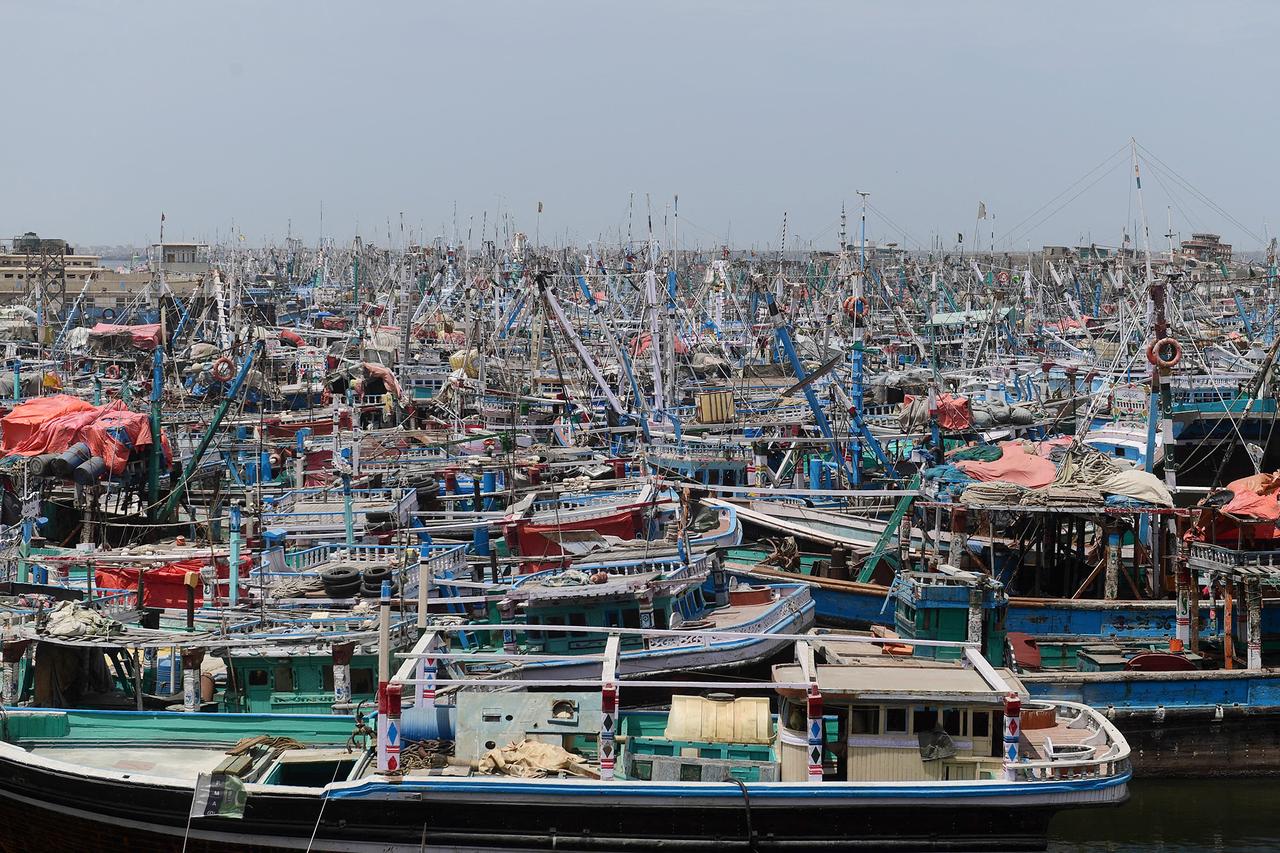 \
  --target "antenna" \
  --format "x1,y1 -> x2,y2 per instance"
856,190 -> 870,271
